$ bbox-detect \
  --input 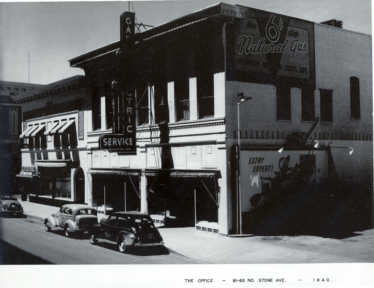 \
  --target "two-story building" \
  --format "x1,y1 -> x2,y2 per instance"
18,3 -> 372,234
